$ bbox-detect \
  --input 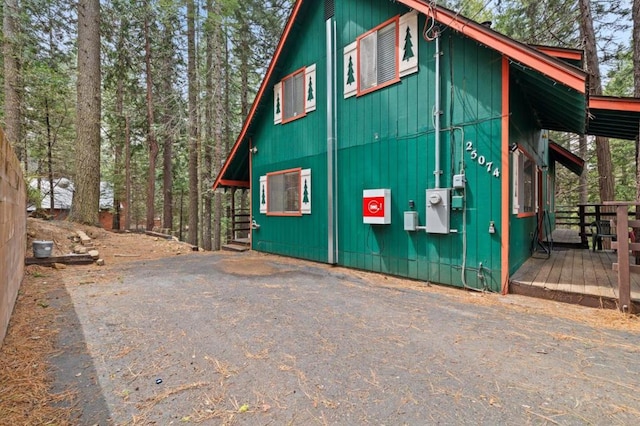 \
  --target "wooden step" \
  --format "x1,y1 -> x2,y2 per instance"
221,243 -> 250,252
